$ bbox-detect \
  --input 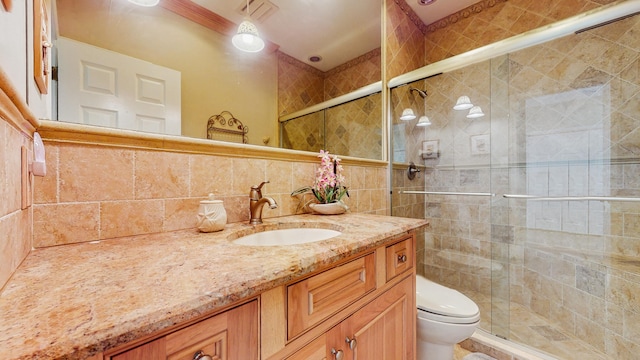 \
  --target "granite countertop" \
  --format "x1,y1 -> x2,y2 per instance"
0,213 -> 427,359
